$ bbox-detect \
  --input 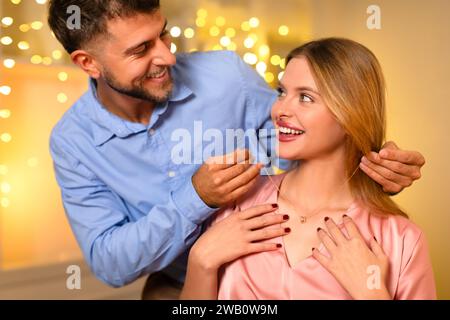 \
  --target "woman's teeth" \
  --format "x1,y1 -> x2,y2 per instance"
279,126 -> 305,135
